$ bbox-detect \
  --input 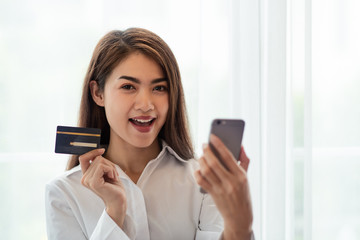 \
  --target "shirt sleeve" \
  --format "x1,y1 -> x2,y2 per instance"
195,193 -> 224,240
91,210 -> 134,240
195,194 -> 256,240
45,182 -> 132,240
